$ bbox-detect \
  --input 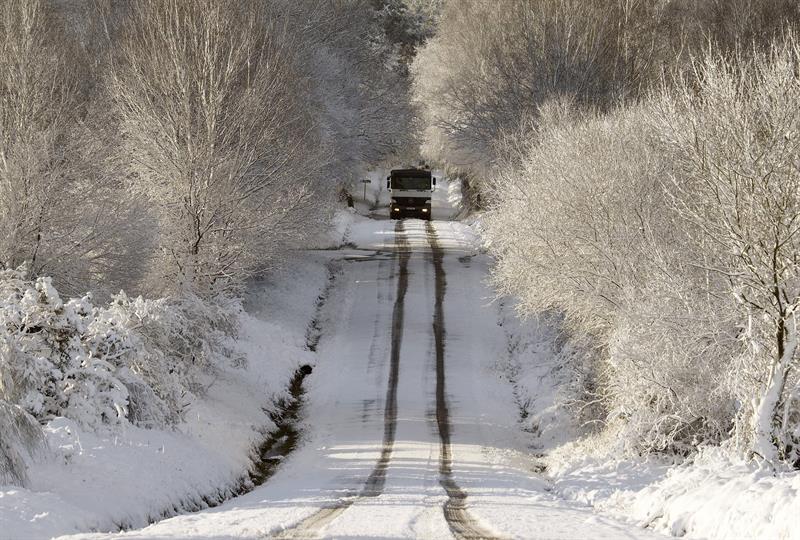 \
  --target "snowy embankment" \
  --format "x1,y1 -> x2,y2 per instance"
546,447 -> 800,539
493,266 -> 800,540
0,246 -> 344,539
